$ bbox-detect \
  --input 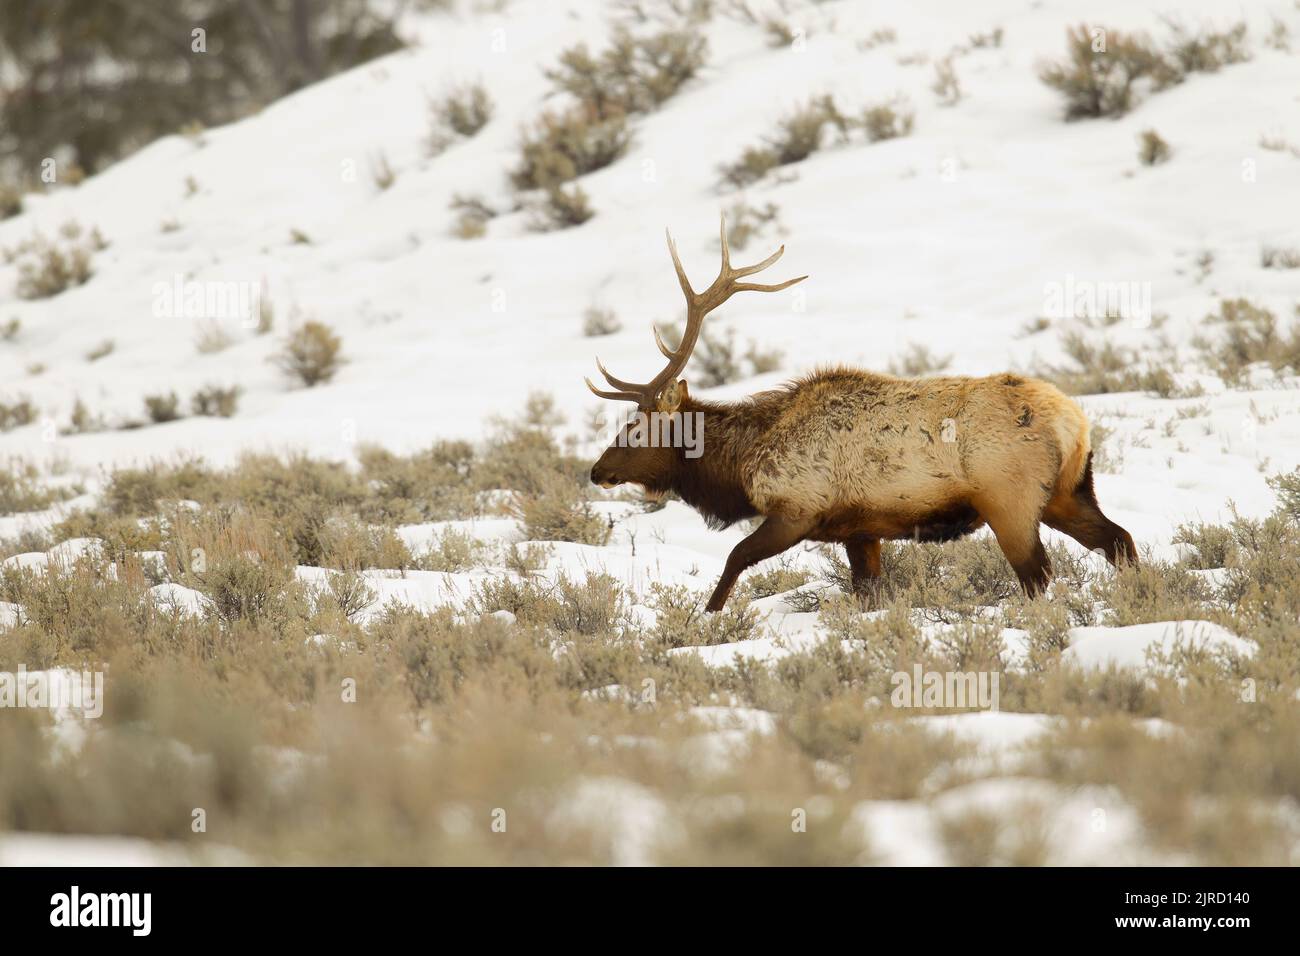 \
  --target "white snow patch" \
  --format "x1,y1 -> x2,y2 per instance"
1064,620 -> 1253,670
147,582 -> 214,619
548,776 -> 675,866
851,778 -> 1153,865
